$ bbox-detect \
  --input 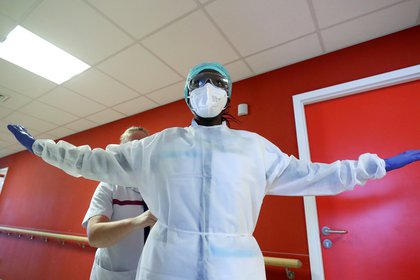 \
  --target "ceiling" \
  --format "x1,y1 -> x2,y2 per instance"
0,0 -> 419,158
